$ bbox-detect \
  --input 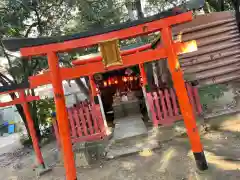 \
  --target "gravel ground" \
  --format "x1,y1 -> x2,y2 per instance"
1,114 -> 240,180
